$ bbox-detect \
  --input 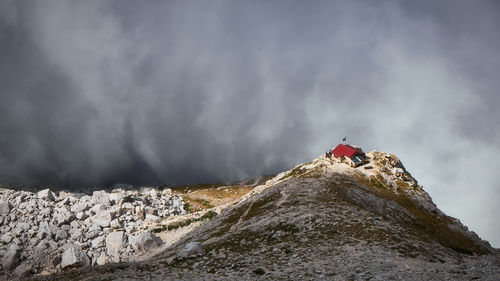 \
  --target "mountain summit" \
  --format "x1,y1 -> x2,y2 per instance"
2,146 -> 499,280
